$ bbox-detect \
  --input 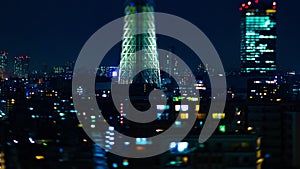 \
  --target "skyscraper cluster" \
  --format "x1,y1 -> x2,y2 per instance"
0,52 -> 31,79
